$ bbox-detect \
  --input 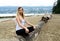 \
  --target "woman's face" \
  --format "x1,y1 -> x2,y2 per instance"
18,8 -> 23,14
